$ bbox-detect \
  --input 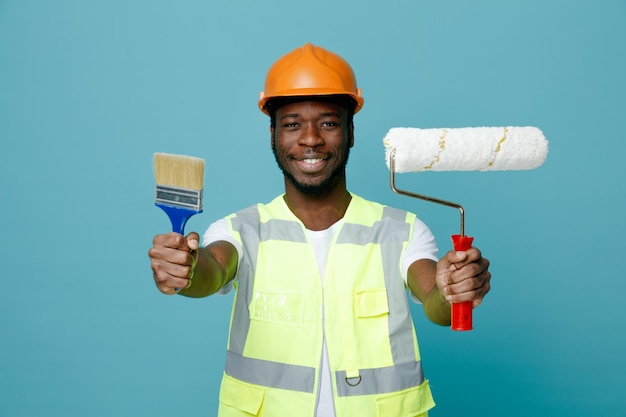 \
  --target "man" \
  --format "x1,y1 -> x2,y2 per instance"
148,43 -> 491,417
